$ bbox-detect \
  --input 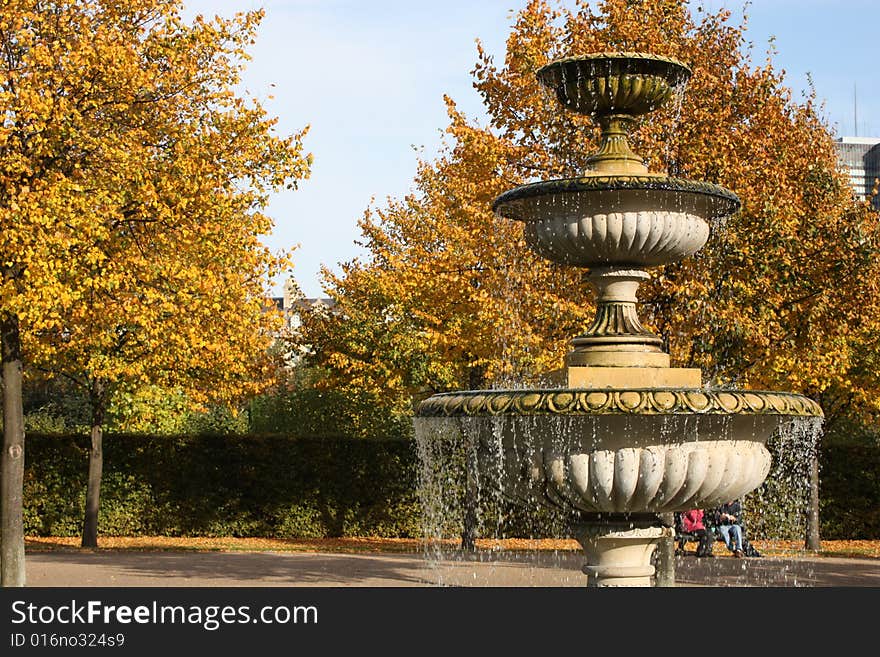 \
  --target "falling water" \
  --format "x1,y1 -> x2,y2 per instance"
413,415 -> 583,586
413,416 -> 465,585
662,85 -> 687,175
747,416 -> 824,540
414,411 -> 826,586
490,233 -> 542,391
